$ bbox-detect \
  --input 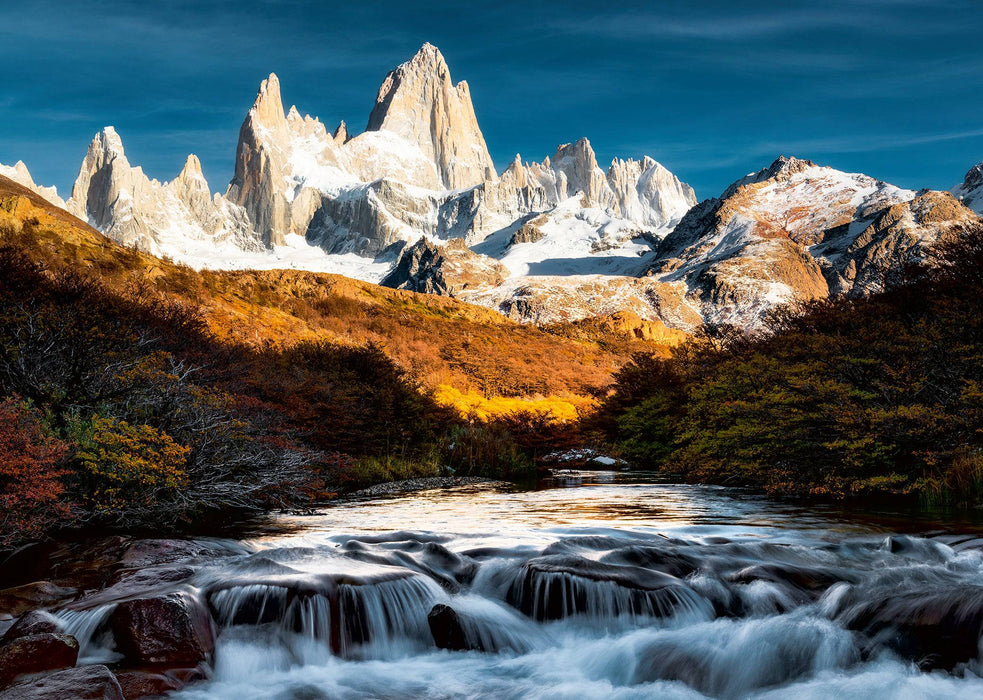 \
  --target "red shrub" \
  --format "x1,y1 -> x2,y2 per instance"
0,398 -> 70,544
